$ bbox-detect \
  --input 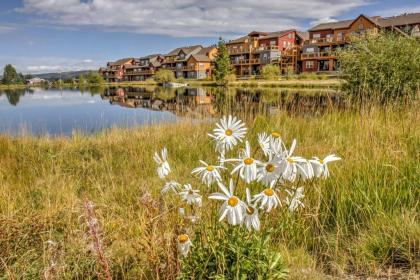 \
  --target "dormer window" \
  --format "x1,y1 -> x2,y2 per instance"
359,24 -> 365,32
